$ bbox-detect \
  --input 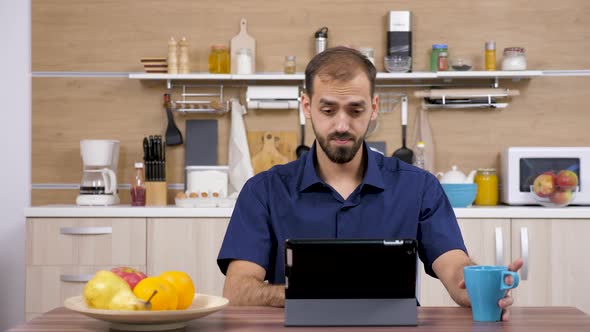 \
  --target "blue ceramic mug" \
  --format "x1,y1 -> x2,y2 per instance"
464,266 -> 520,322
